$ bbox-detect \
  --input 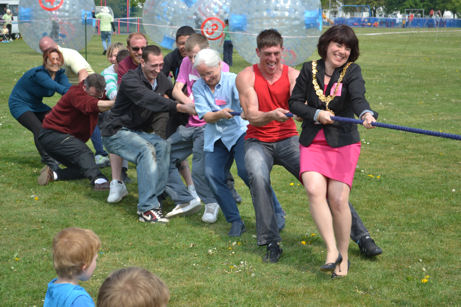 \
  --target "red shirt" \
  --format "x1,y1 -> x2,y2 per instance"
245,64 -> 298,142
117,56 -> 138,84
42,82 -> 100,142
